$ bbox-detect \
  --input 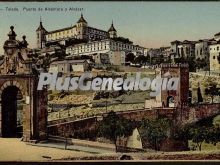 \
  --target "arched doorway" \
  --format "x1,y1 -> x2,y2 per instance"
167,96 -> 175,107
1,86 -> 23,137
